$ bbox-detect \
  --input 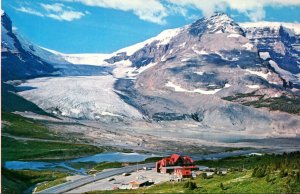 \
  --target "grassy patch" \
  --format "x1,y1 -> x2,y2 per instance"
1,112 -> 105,162
35,177 -> 68,192
2,112 -> 57,139
143,157 -> 163,163
71,162 -> 125,174
69,162 -> 97,170
196,152 -> 300,170
1,168 -> 67,194
94,162 -> 123,172
2,136 -> 103,162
